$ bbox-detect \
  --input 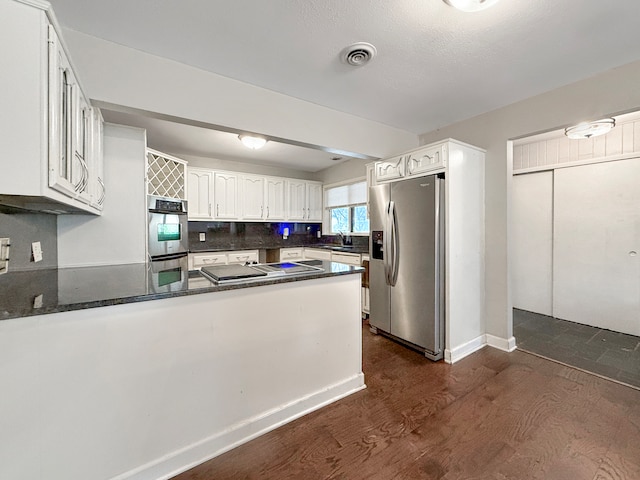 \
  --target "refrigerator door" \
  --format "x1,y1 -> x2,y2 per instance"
369,184 -> 391,333
389,175 -> 443,354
